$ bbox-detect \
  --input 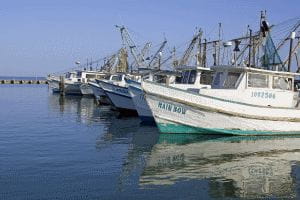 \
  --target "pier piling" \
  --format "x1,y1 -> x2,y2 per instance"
59,76 -> 65,96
